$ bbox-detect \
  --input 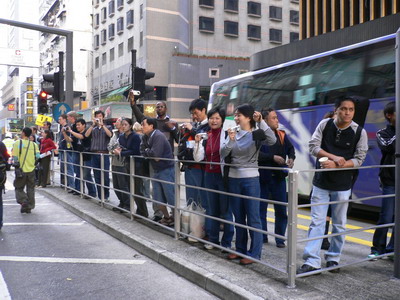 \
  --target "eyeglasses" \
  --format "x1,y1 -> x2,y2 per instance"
335,129 -> 342,143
